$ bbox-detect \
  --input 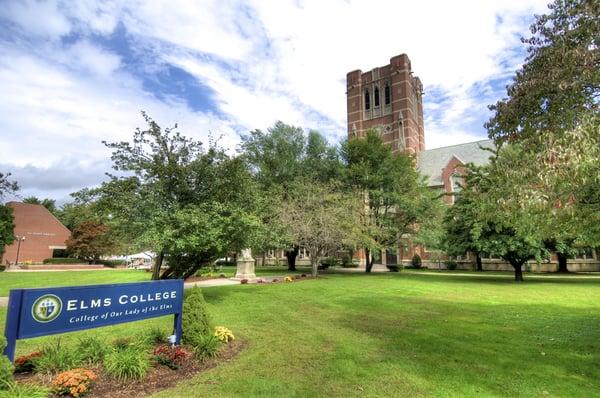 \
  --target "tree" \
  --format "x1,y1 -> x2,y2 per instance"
342,131 -> 436,272
0,173 -> 18,261
486,0 -> 599,143
277,180 -> 367,277
23,196 -> 57,215
0,205 -> 15,261
97,112 -> 263,279
464,153 -> 550,281
442,192 -> 484,272
66,221 -> 117,263
0,172 -> 18,198
241,122 -> 344,270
